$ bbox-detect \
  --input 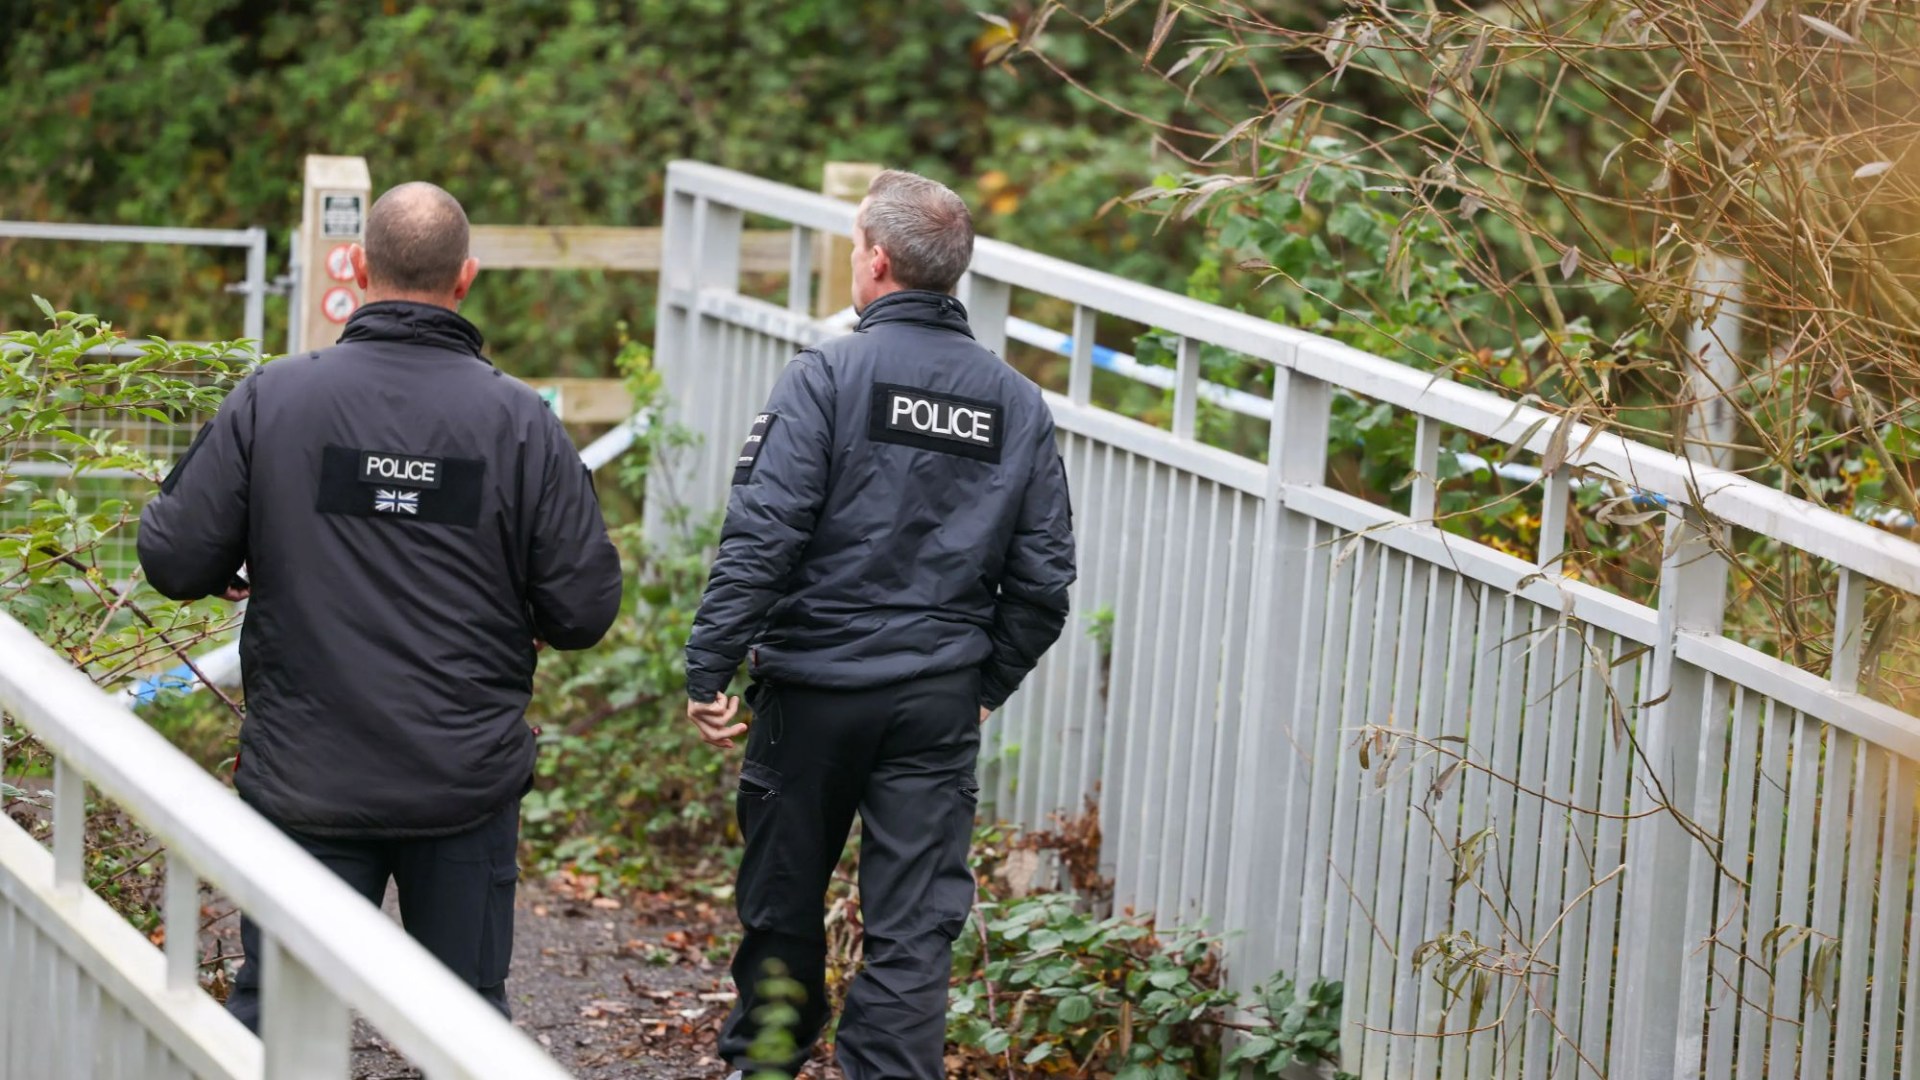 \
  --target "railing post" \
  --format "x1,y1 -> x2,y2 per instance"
53,758 -> 83,893
1171,336 -> 1199,439
243,227 -> 268,354
1223,356 -> 1328,986
284,228 -> 303,356
688,196 -> 745,508
1410,416 -> 1440,522
786,225 -> 814,315
644,178 -> 698,546
647,172 -> 742,535
1068,305 -> 1096,407
261,935 -> 350,1078
1613,506 -> 1727,1077
1538,468 -> 1571,566
1831,567 -> 1867,691
164,862 -> 200,992
957,272 -> 1010,355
